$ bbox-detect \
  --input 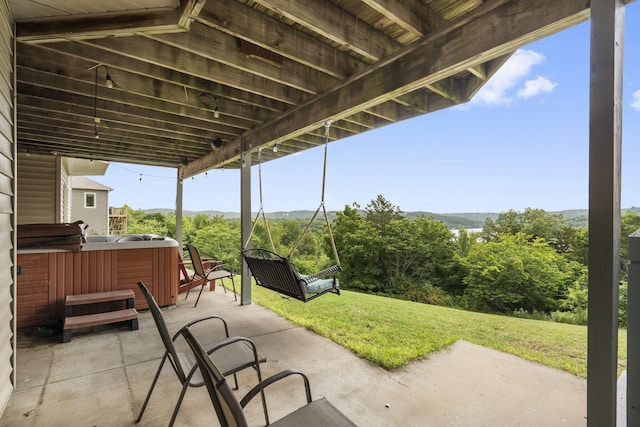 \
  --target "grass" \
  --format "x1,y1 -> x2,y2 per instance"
247,285 -> 627,378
